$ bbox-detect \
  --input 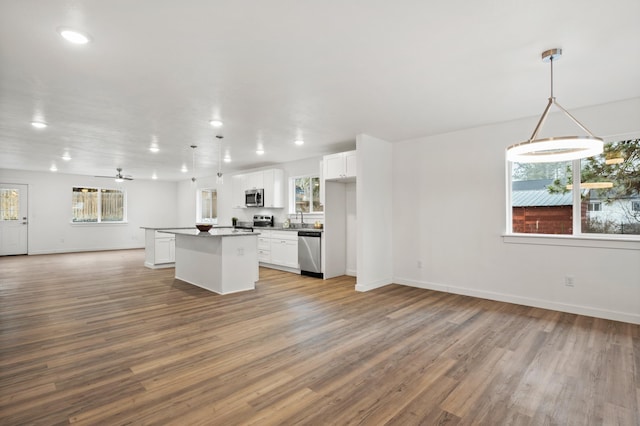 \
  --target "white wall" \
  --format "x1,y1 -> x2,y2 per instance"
0,168 -> 178,254
392,97 -> 640,324
356,134 -> 393,290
